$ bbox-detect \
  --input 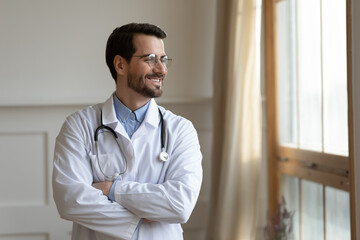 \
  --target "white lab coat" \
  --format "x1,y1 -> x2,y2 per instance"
52,95 -> 203,240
